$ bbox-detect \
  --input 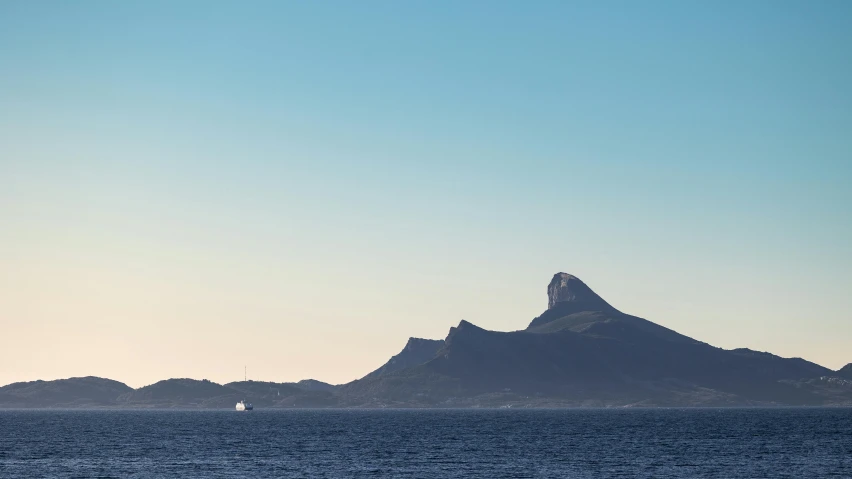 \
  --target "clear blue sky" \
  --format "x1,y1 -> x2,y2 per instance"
2,1 -> 851,387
